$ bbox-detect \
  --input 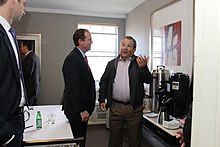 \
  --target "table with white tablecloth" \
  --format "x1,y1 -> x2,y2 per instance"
23,105 -> 83,146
